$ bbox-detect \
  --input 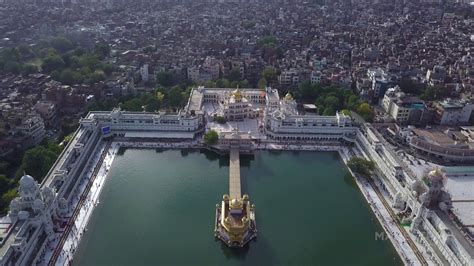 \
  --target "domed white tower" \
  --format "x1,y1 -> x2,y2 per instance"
8,198 -> 21,220
19,175 -> 41,202
33,198 -> 45,214
41,186 -> 55,205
